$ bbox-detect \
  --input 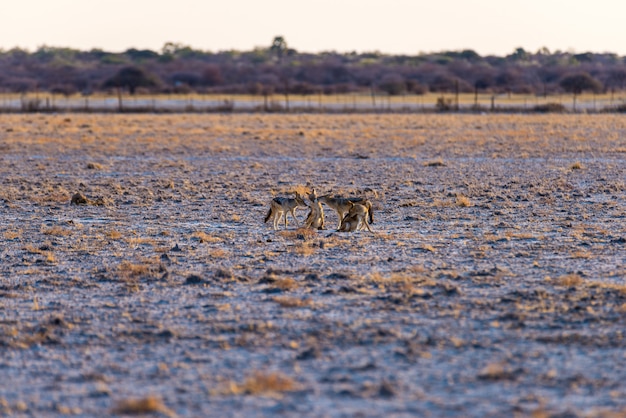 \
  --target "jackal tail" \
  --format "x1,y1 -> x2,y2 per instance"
264,207 -> 272,223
